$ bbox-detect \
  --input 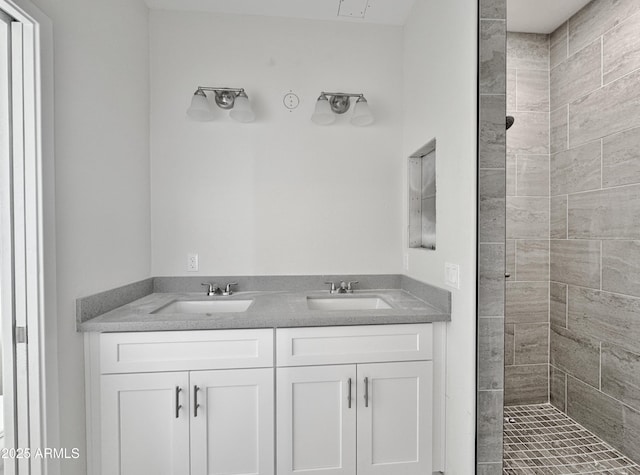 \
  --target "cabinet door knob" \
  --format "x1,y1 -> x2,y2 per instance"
193,385 -> 200,417
175,386 -> 182,418
347,378 -> 352,409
